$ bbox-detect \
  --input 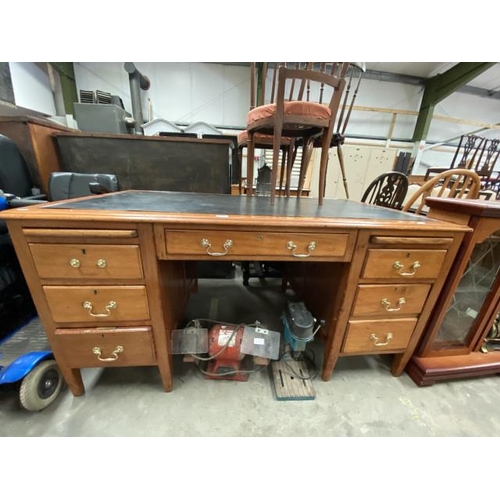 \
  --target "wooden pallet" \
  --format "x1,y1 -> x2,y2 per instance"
270,360 -> 315,401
